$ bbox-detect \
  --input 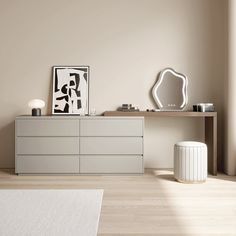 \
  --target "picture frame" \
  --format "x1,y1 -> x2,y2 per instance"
52,66 -> 89,115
